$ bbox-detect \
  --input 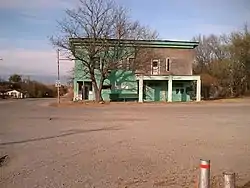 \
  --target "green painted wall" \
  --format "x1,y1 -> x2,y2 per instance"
73,60 -> 88,96
107,70 -> 138,101
172,82 -> 192,102
74,60 -> 193,102
144,81 -> 168,102
74,59 -> 138,101
144,81 -> 192,102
